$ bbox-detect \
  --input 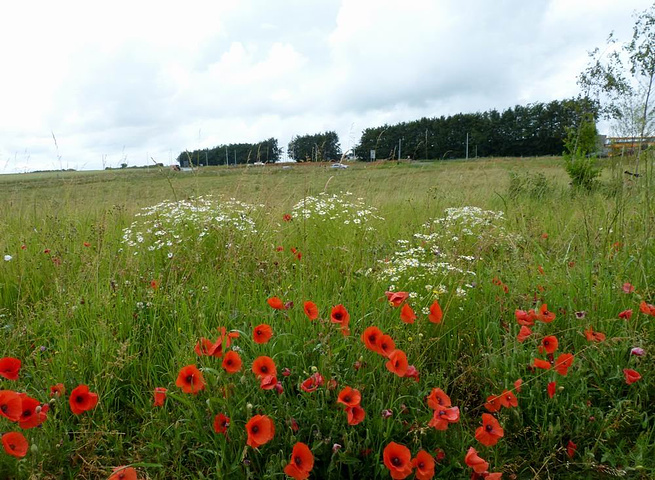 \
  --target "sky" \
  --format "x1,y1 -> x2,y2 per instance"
1,0 -> 653,173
